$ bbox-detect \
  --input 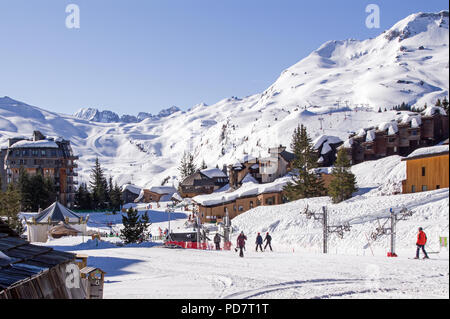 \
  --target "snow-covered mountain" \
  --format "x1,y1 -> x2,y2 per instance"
0,11 -> 448,189
74,106 -> 182,123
